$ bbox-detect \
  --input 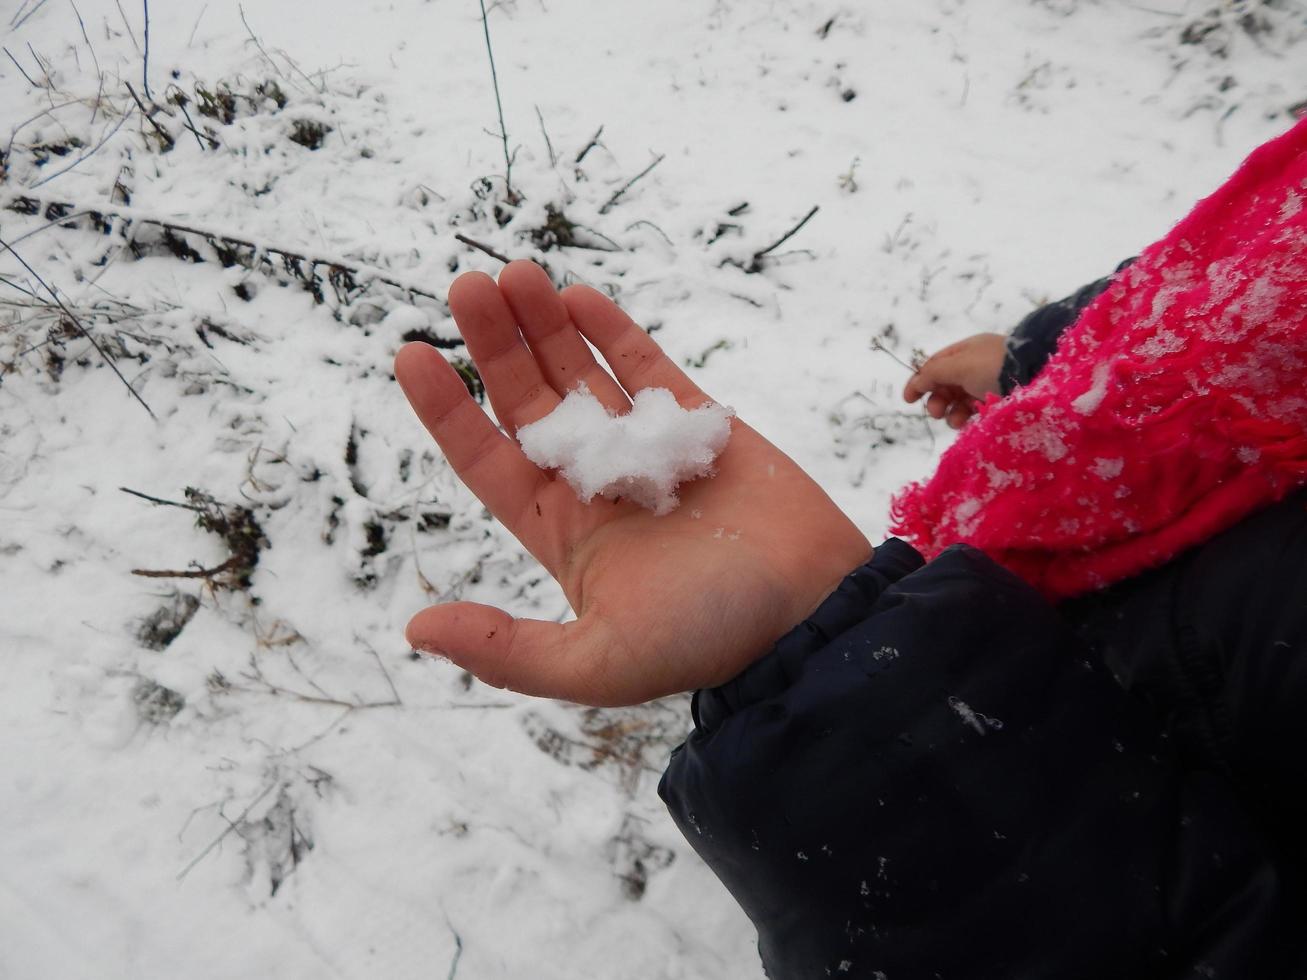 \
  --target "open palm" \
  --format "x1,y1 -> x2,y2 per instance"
395,261 -> 870,706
